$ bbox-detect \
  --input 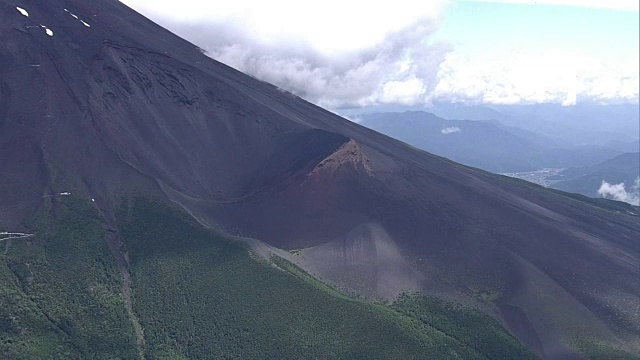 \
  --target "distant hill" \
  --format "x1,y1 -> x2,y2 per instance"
425,102 -> 640,147
342,103 -> 640,147
605,139 -> 640,153
359,111 -> 623,173
550,152 -> 640,198
492,103 -> 640,147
